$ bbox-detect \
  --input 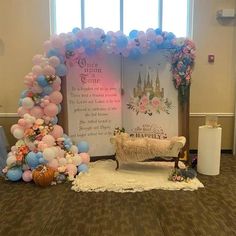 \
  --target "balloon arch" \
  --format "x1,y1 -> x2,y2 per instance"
2,27 -> 195,184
